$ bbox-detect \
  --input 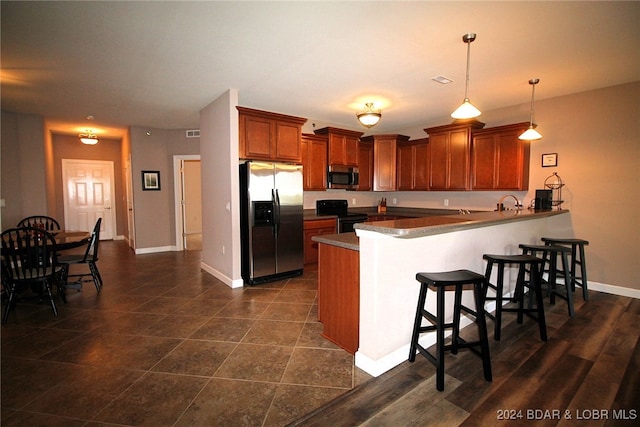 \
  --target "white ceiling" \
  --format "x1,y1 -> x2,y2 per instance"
2,1 -> 639,139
